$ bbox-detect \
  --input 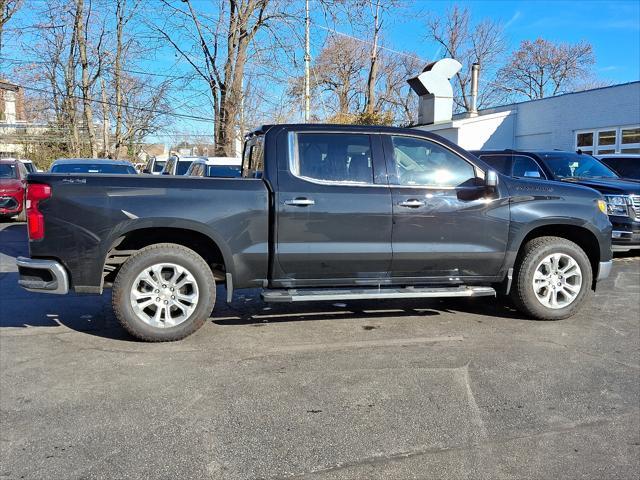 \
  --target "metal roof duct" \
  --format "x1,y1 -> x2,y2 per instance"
407,58 -> 462,125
